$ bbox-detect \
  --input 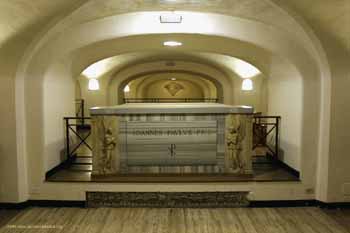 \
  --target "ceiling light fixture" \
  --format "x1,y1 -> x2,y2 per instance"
160,13 -> 182,23
171,78 -> 177,81
164,41 -> 182,47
